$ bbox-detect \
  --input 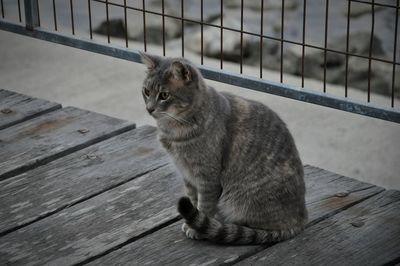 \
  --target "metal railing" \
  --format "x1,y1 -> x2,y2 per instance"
0,0 -> 399,123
